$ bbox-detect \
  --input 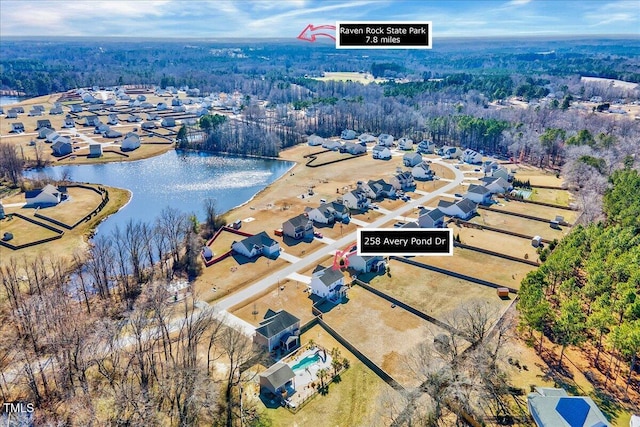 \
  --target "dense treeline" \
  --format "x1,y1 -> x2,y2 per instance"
517,169 -> 640,393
